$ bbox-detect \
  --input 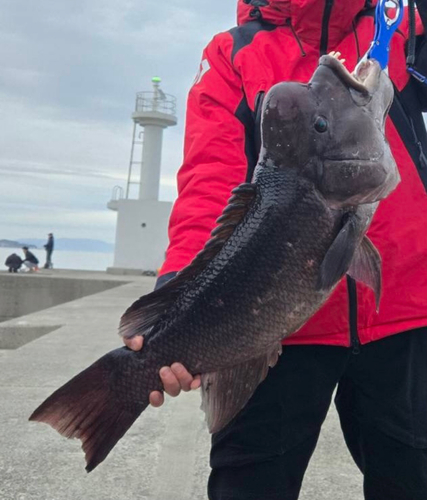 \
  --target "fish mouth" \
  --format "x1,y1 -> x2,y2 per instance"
319,55 -> 381,95
324,156 -> 384,163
